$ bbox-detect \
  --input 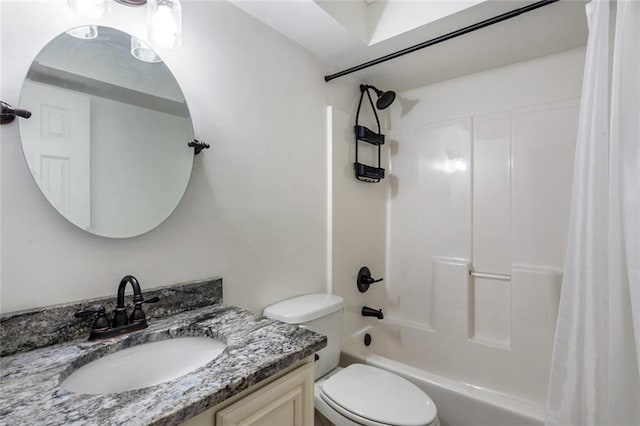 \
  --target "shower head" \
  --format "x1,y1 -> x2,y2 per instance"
360,84 -> 396,110
376,90 -> 396,110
